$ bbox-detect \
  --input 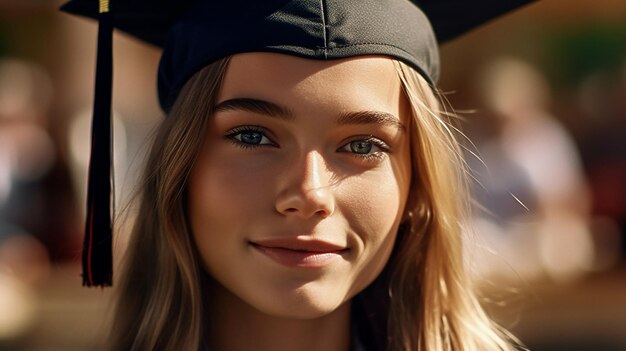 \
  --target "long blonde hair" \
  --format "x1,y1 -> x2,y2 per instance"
386,61 -> 520,351
108,56 -> 520,351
